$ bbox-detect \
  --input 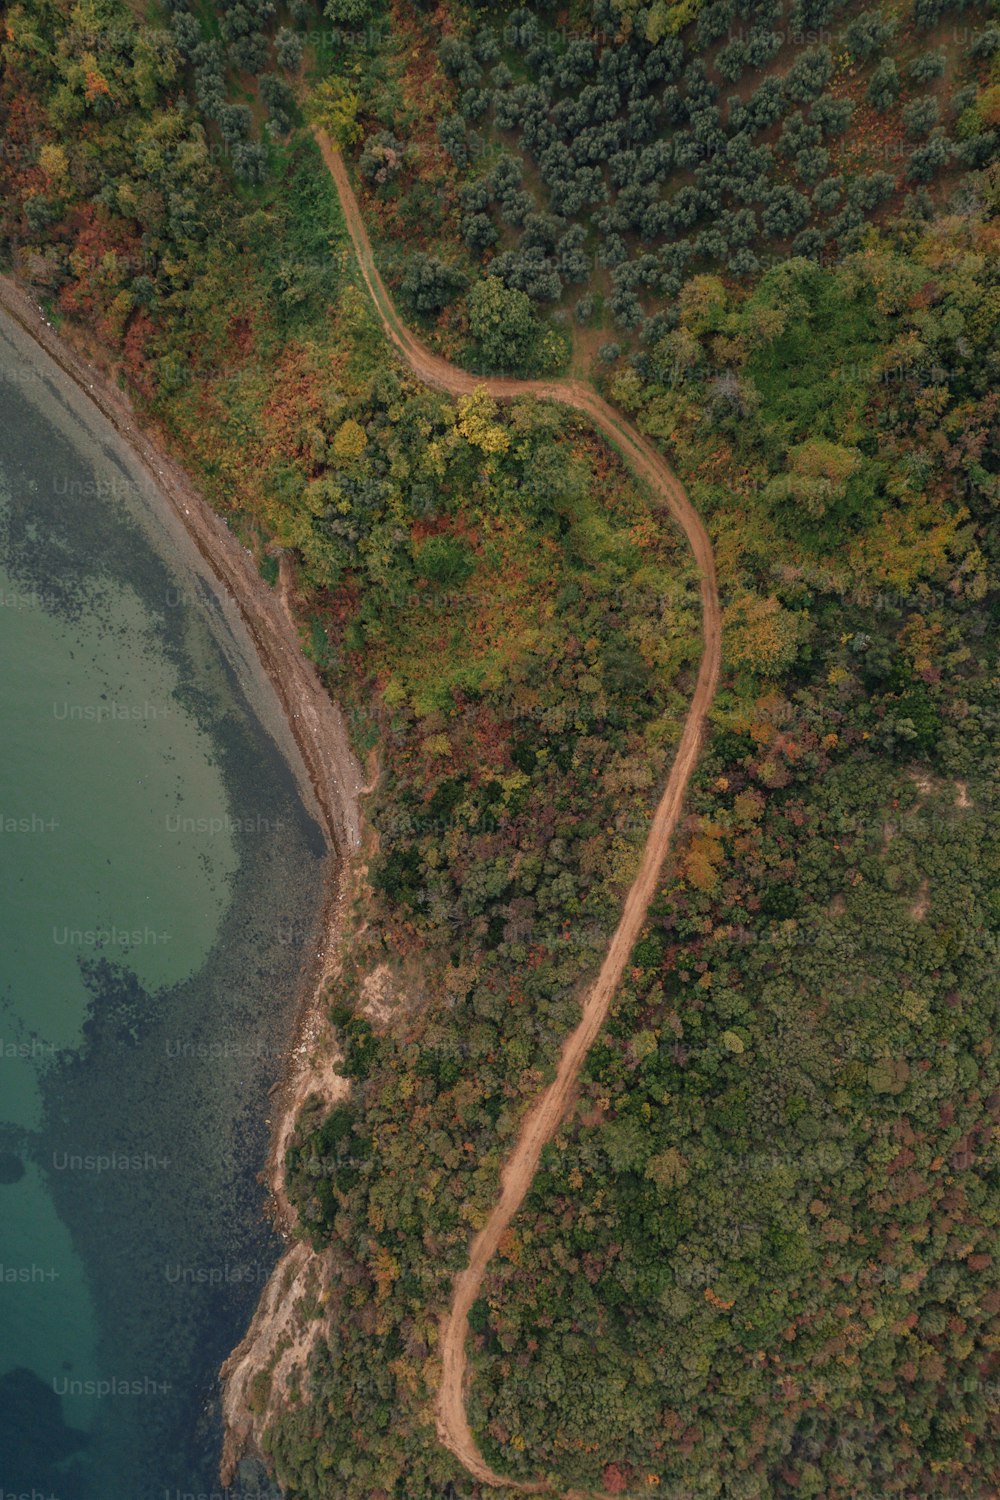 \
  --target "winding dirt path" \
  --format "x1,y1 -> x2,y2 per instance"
318,132 -> 723,1493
